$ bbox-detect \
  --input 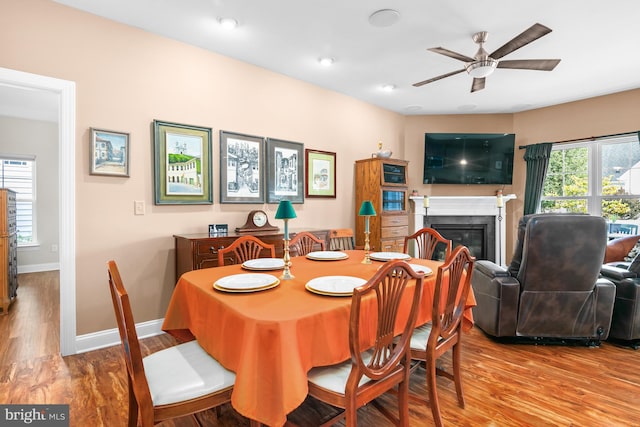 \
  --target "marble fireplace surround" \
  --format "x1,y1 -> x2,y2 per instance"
409,195 -> 516,266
